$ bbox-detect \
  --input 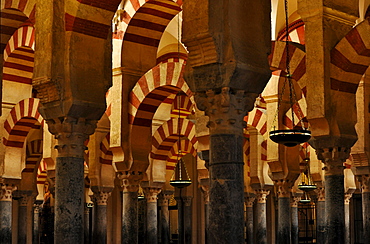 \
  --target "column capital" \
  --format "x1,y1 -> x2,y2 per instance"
117,171 -> 143,192
47,117 -> 97,158
359,175 -> 370,193
244,194 -> 256,208
291,193 -> 303,207
182,196 -> 193,207
13,190 -> 33,206
143,187 -> 162,203
275,180 -> 292,198
200,185 -> 210,204
0,183 -> 17,202
255,189 -> 270,203
315,187 -> 325,202
195,88 -> 258,134
344,193 -> 353,205
158,191 -> 173,206
91,191 -> 112,206
316,147 -> 350,175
